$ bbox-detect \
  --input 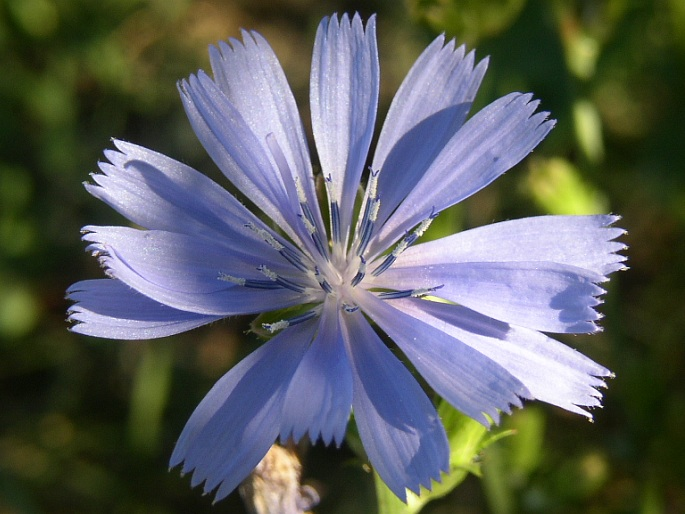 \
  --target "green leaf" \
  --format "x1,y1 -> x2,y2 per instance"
374,400 -> 515,514
526,157 -> 607,215
408,0 -> 527,45
481,407 -> 546,514
573,99 -> 605,164
127,341 -> 174,453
